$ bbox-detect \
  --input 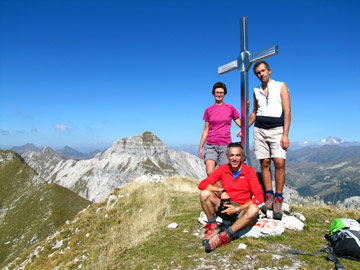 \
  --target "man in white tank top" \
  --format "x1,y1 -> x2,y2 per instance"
249,61 -> 291,220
